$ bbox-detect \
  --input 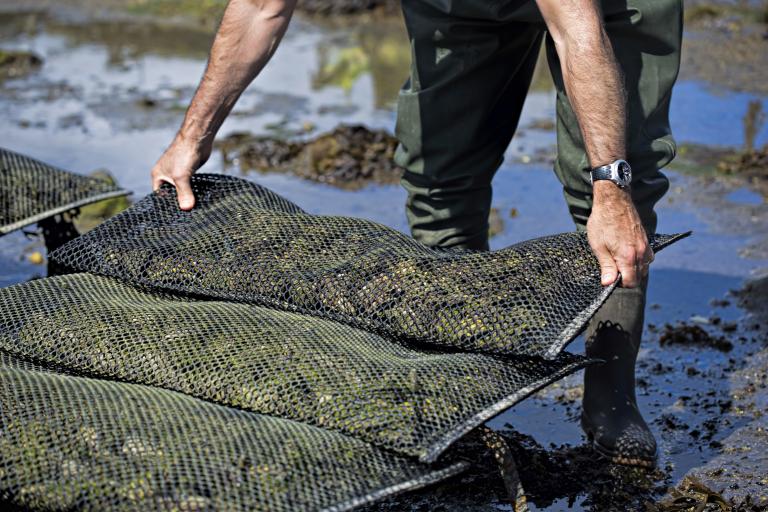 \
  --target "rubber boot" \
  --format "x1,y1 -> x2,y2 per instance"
581,277 -> 657,467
